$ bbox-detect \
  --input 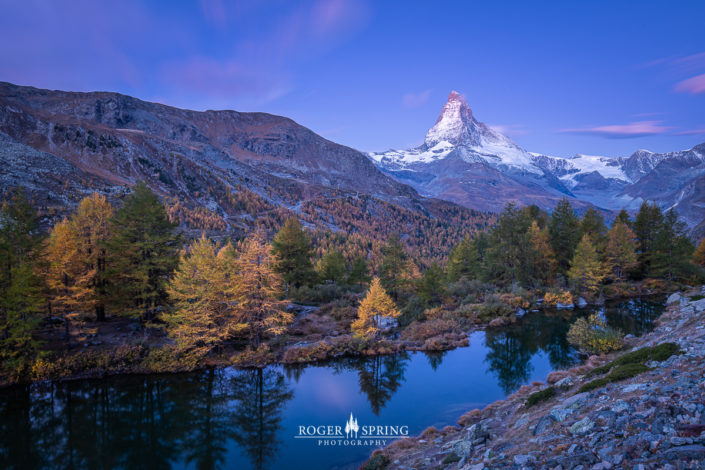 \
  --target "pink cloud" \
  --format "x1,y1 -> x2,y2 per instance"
402,89 -> 432,108
160,57 -> 290,106
674,73 -> 705,94
676,128 -> 705,136
560,121 -> 672,139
